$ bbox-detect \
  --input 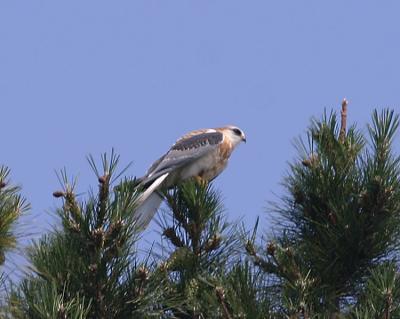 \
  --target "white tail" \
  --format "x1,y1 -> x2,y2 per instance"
134,173 -> 169,230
